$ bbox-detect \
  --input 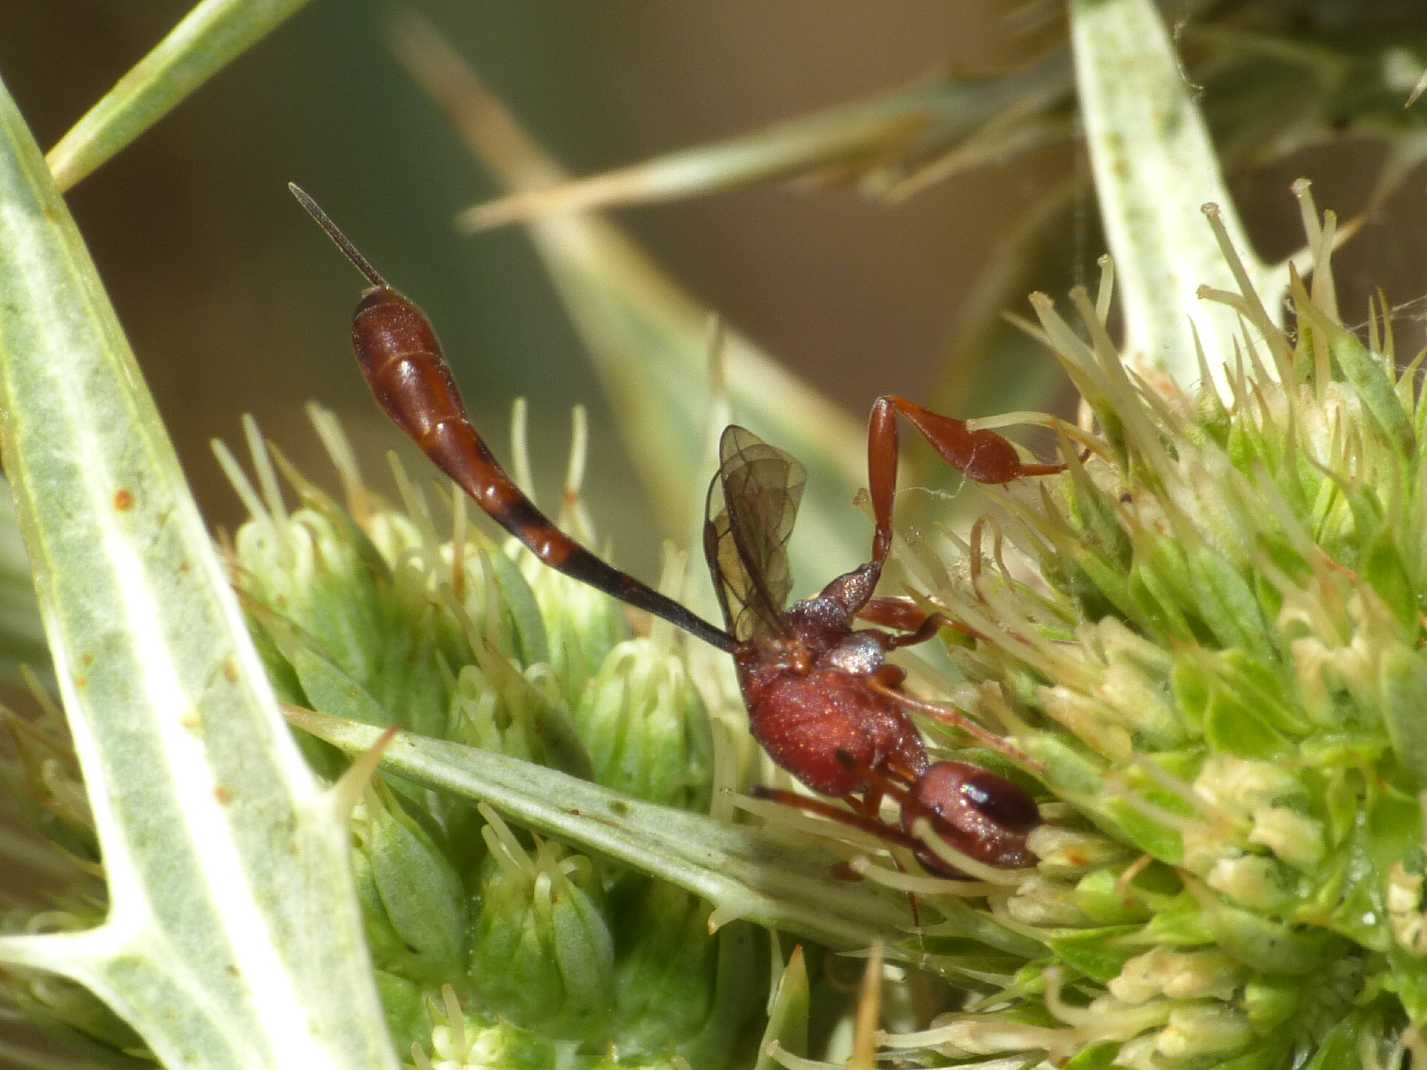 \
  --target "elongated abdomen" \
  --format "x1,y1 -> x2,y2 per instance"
347,285 -> 736,652
353,286 -> 541,524
356,290 -> 464,449
292,184 -> 735,650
